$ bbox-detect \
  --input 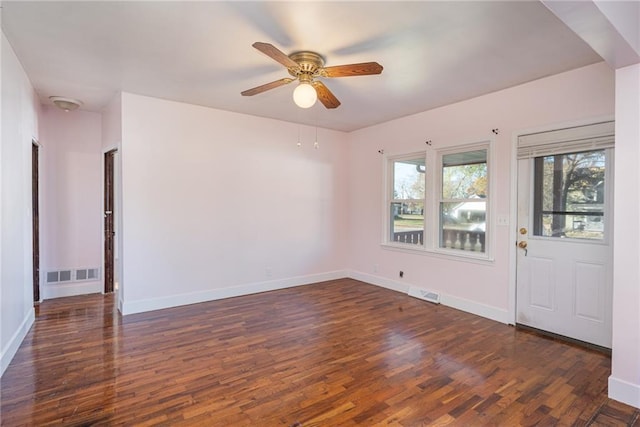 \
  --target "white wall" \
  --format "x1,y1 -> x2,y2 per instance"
0,31 -> 39,376
39,106 -> 103,299
346,62 -> 615,321
101,93 -> 121,152
119,93 -> 348,314
610,63 -> 640,408
101,94 -> 123,310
